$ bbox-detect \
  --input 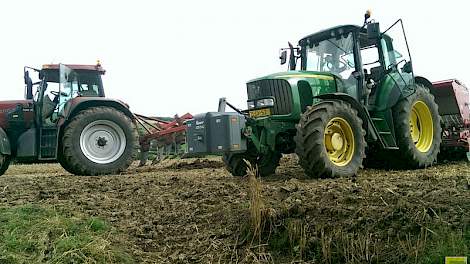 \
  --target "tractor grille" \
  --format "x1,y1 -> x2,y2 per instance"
246,79 -> 293,115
